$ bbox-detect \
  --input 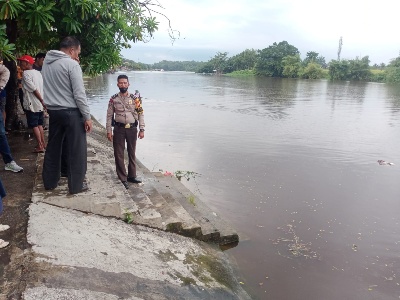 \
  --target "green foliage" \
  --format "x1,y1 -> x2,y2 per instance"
347,56 -> 371,81
329,56 -> 371,81
188,195 -> 196,206
196,62 -> 215,74
328,59 -> 350,80
300,62 -> 325,79
303,51 -> 327,68
223,49 -> 258,73
0,0 -> 168,76
24,0 -> 56,34
282,54 -> 302,78
384,56 -> 400,83
174,170 -> 200,182
122,58 -> 149,70
210,51 -> 228,74
0,0 -> 25,19
196,52 -> 228,74
370,69 -> 386,83
124,210 -> 134,224
255,41 -> 299,77
152,60 -> 205,72
387,56 -> 400,68
0,25 -> 15,60
225,69 -> 255,77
